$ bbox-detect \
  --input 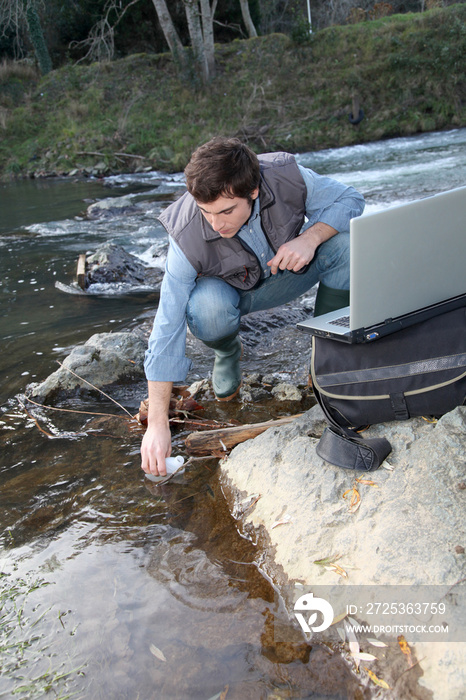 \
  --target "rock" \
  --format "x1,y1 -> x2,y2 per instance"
271,382 -> 302,401
31,332 -> 147,402
85,242 -> 163,290
220,405 -> 466,700
86,195 -> 137,218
